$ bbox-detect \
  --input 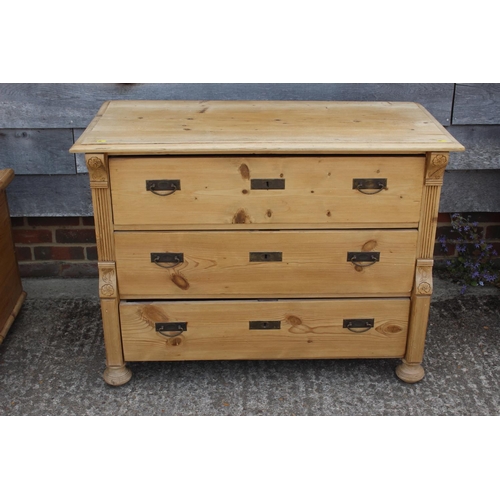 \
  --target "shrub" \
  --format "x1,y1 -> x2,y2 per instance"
438,213 -> 498,294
